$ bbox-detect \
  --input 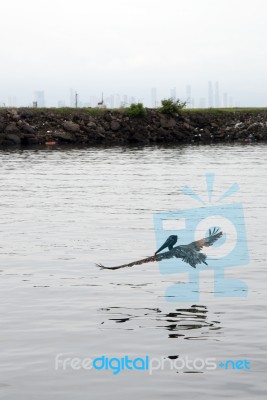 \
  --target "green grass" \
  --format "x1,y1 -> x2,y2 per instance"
182,107 -> 267,114
1,106 -> 267,116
